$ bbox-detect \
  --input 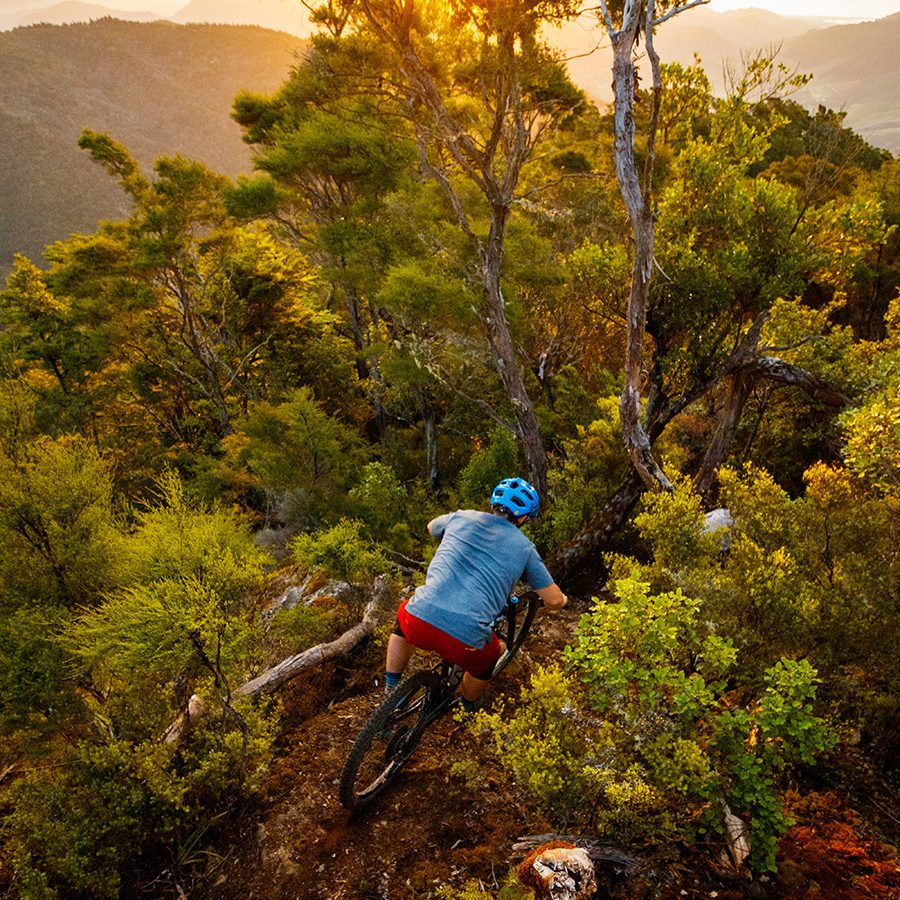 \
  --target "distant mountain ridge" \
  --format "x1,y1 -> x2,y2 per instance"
0,19 -> 304,268
7,1 -> 160,27
0,0 -> 311,33
554,7 -> 900,154
785,13 -> 900,153
1,10 -> 896,269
